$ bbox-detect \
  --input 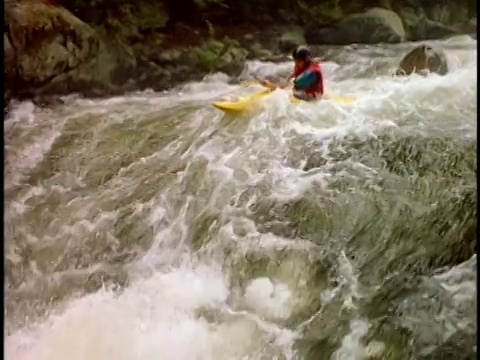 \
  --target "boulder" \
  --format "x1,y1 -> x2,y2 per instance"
5,1 -> 136,97
396,44 -> 448,76
306,7 -> 406,45
398,8 -> 462,40
422,19 -> 461,40
6,2 -> 98,84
